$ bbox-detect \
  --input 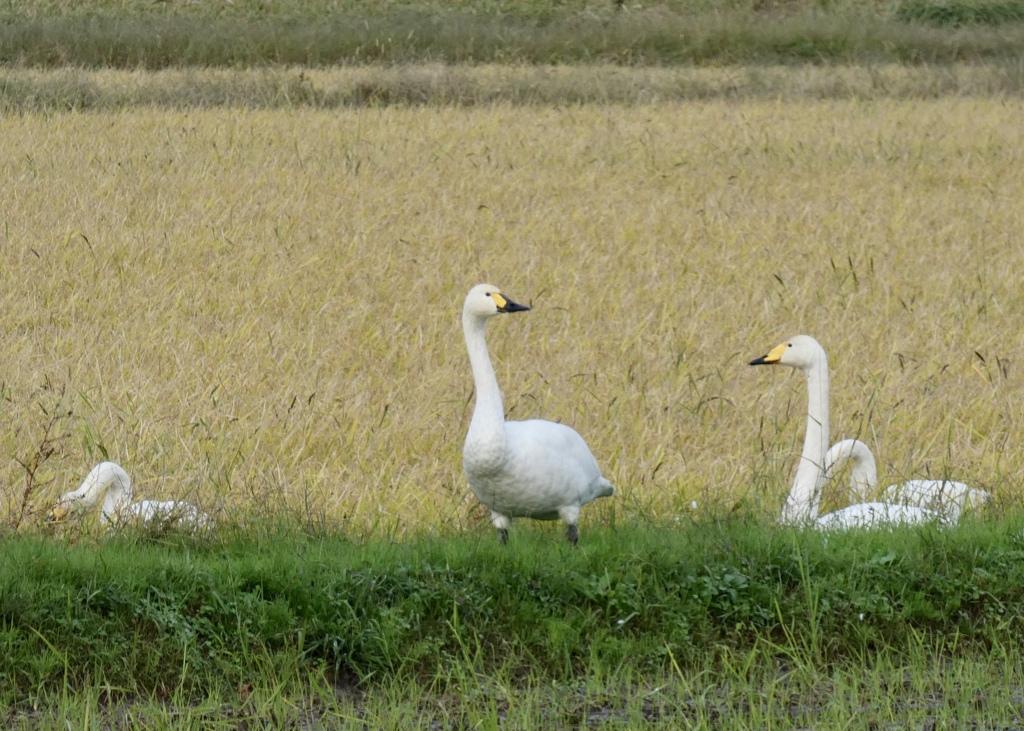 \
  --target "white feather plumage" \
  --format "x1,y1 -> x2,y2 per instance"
462,284 -> 614,544
751,335 -> 980,531
48,461 -> 211,530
